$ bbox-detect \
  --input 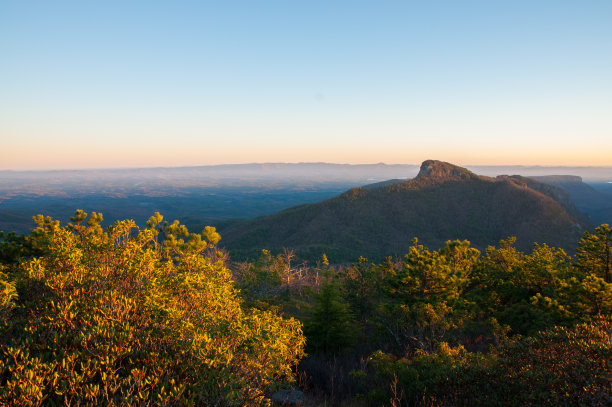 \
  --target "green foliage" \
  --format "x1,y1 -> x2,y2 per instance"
236,249 -> 294,310
478,316 -> 611,406
304,282 -> 356,354
203,225 -> 222,245
577,224 -> 612,283
0,231 -> 36,264
295,226 -> 611,404
0,269 -> 17,321
363,318 -> 611,406
375,239 -> 480,353
0,211 -> 305,406
4,208 -> 610,406
343,256 -> 390,323
365,343 -> 487,406
467,240 -> 582,335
